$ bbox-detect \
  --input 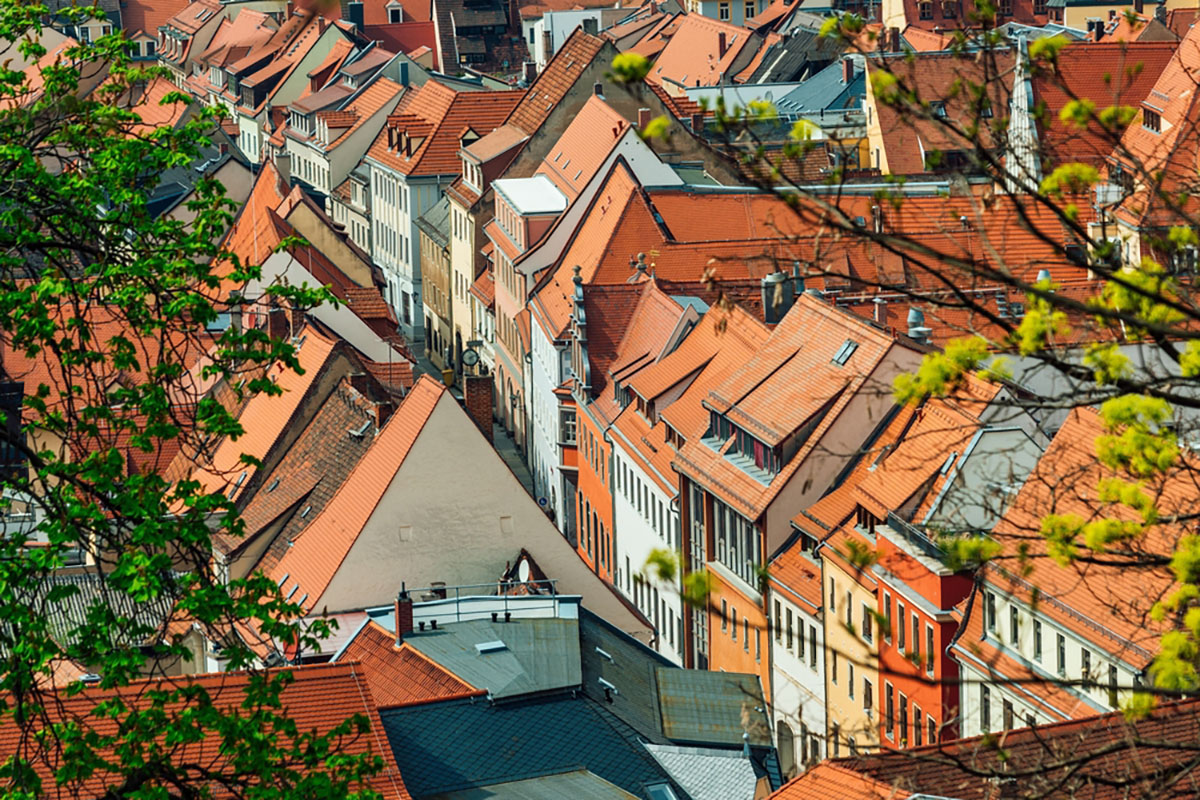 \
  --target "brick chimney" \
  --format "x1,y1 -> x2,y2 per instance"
637,107 -> 652,130
889,26 -> 901,52
842,56 -> 853,83
524,60 -> 538,83
463,374 -> 493,443
690,111 -> 704,133
395,586 -> 414,646
717,31 -> 728,57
